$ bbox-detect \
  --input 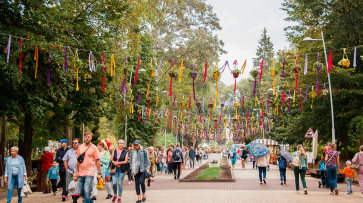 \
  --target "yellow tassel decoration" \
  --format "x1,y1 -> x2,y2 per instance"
214,97 -> 216,109
74,50 -> 80,91
146,78 -> 151,98
34,45 -> 39,78
156,93 -> 158,107
293,91 -> 296,103
110,54 -> 116,76
179,60 -> 183,83
273,76 -> 276,95
255,95 -> 257,106
240,60 -> 247,74
276,103 -> 279,115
